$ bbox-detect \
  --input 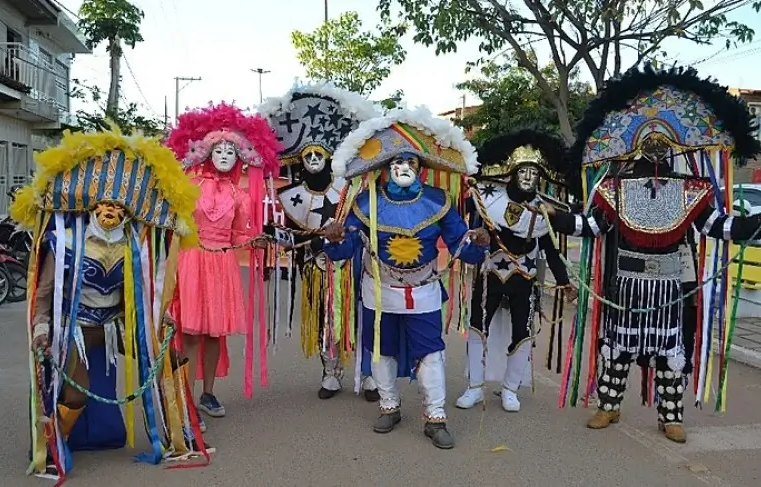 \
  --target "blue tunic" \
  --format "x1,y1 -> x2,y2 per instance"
326,184 -> 487,370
